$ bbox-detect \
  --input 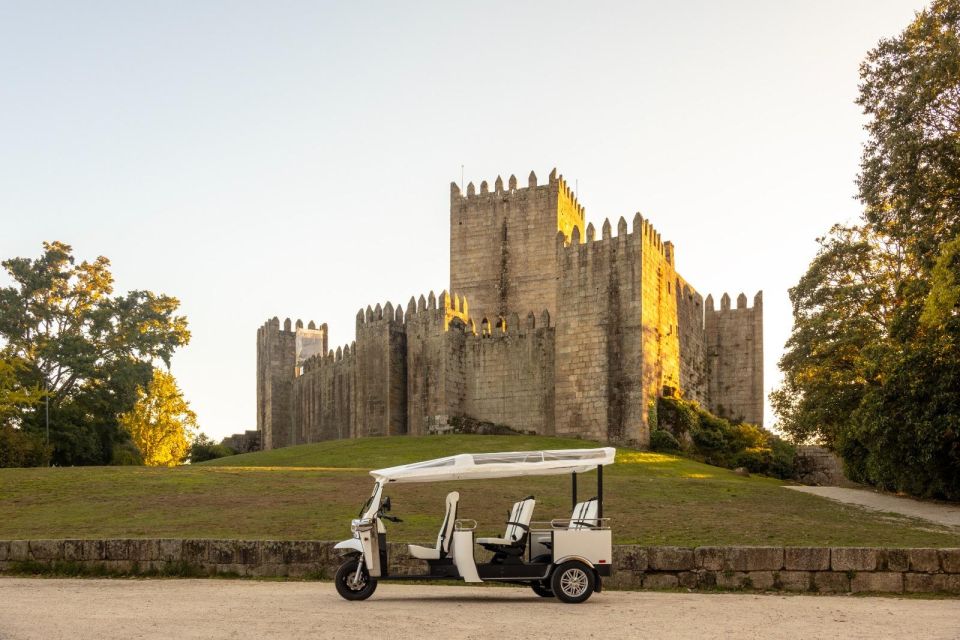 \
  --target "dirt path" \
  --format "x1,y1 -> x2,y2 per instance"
1,578 -> 958,640
786,486 -> 960,529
